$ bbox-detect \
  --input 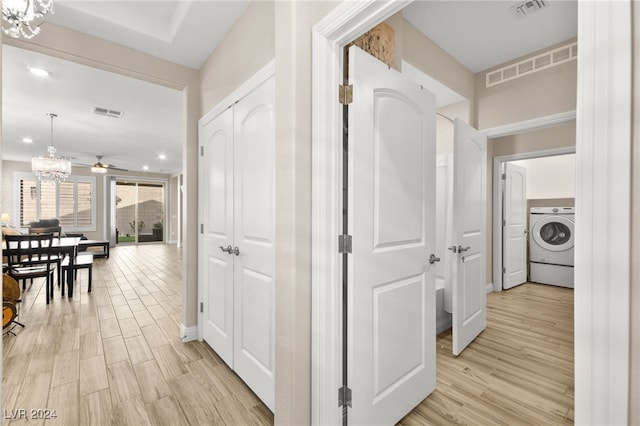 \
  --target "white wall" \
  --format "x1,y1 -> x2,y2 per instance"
510,153 -> 576,199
